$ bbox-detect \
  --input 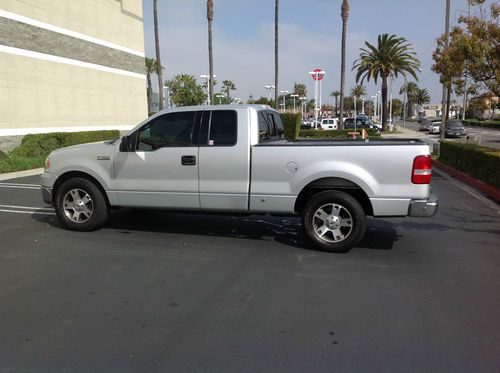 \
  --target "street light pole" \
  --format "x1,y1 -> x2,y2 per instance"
280,90 -> 289,111
439,0 -> 451,155
291,94 -> 299,113
200,74 -> 216,105
361,97 -> 365,114
265,85 -> 275,101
